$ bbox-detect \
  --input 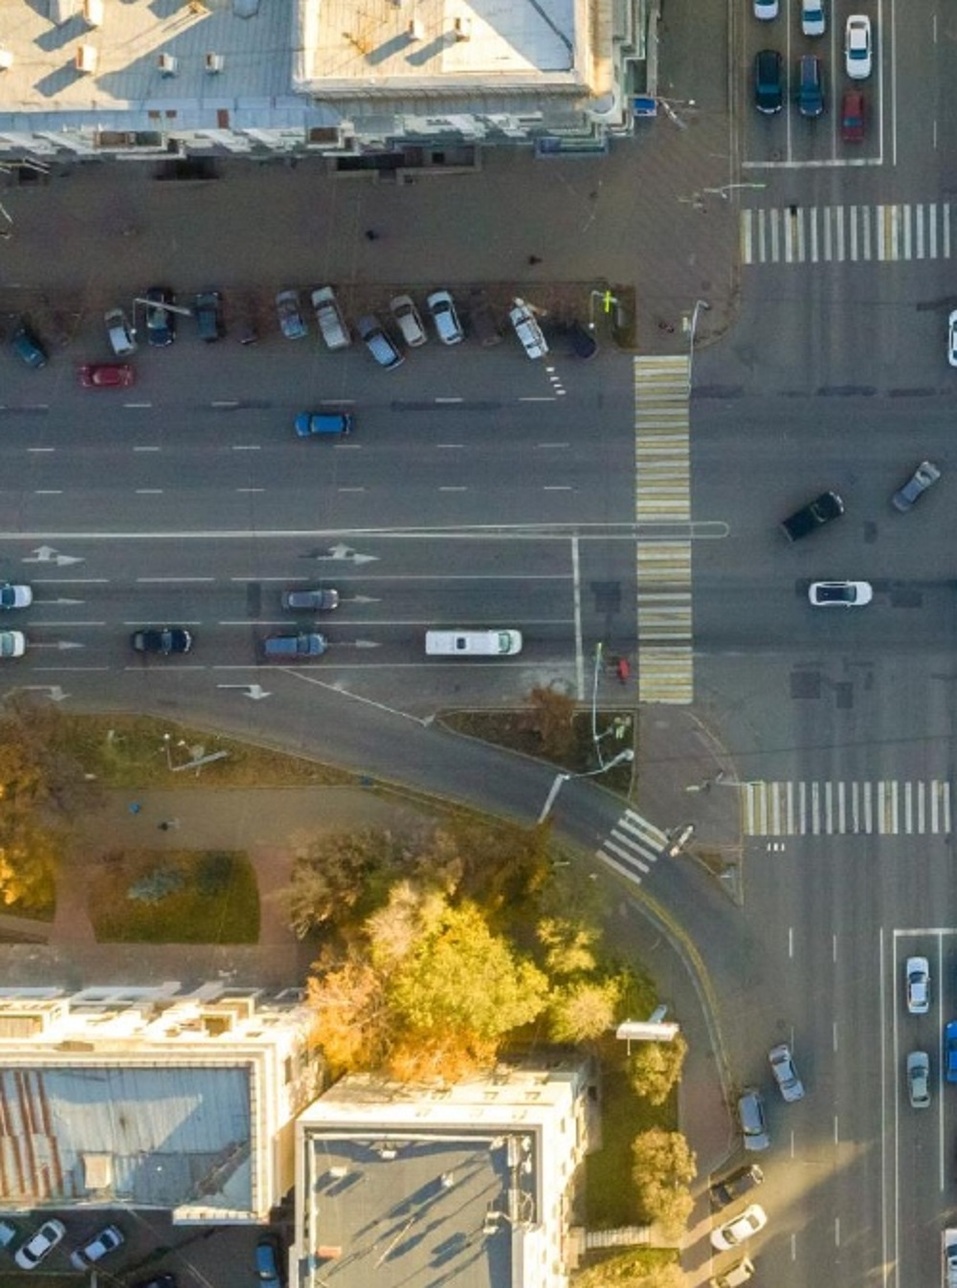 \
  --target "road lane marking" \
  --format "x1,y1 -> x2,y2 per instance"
27,447 -> 54,453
